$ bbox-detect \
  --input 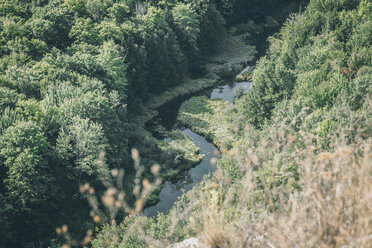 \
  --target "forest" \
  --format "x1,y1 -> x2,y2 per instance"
0,0 -> 371,247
